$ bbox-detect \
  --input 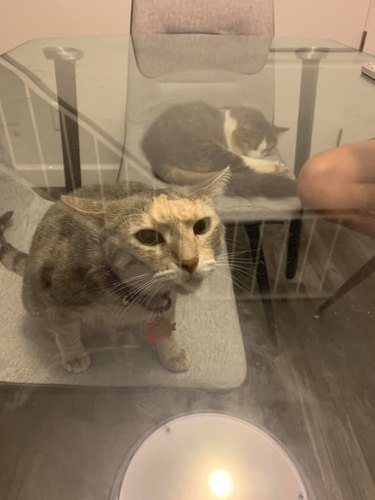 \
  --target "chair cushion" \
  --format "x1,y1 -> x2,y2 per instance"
0,164 -> 247,389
